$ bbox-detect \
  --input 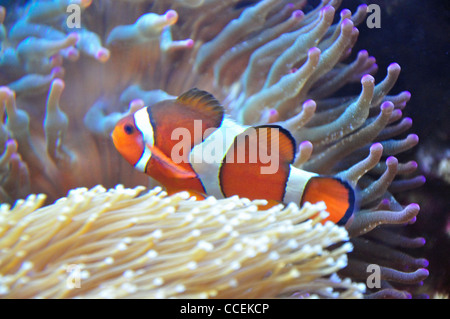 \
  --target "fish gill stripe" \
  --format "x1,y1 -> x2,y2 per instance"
134,145 -> 152,172
134,107 -> 155,146
133,107 -> 155,172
